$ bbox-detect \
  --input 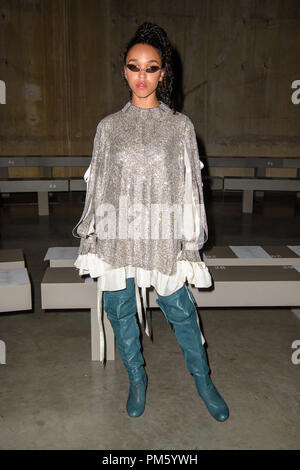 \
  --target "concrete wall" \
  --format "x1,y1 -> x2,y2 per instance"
0,0 -> 300,178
